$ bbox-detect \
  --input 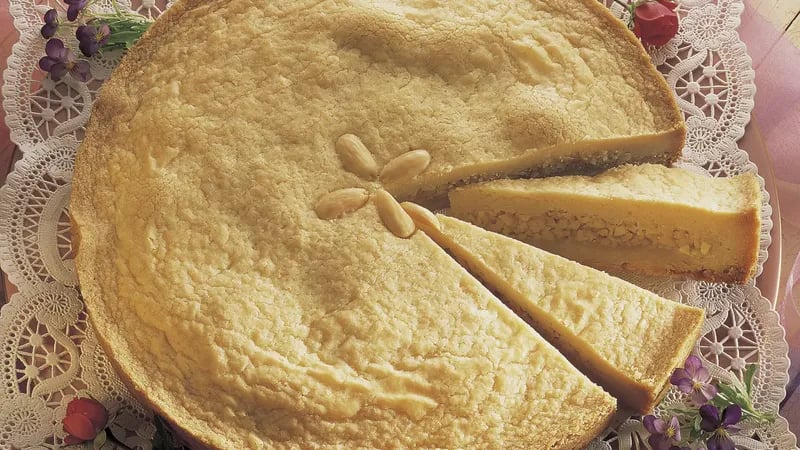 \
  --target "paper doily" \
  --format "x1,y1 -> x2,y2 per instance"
0,0 -> 796,448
